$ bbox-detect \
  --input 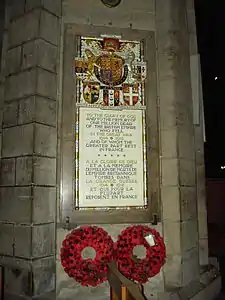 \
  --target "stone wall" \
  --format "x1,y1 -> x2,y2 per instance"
0,1 -> 5,162
186,0 -> 209,267
0,0 -> 211,299
63,0 -> 155,30
56,0 -> 206,299
155,0 -> 200,287
0,0 -> 61,299
0,0 -> 5,65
